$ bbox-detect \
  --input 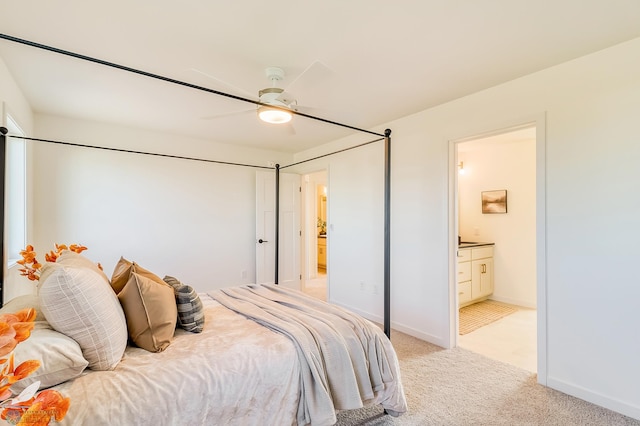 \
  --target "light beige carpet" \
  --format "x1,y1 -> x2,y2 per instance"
458,300 -> 518,335
335,330 -> 640,425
